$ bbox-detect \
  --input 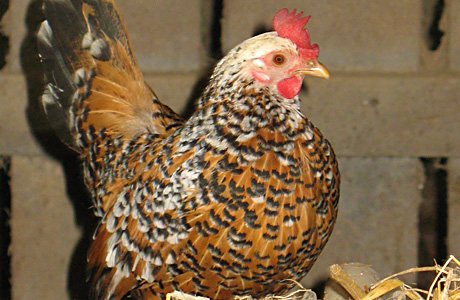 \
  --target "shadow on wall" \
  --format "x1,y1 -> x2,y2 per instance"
1,1 -> 11,299
0,0 -> 9,70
